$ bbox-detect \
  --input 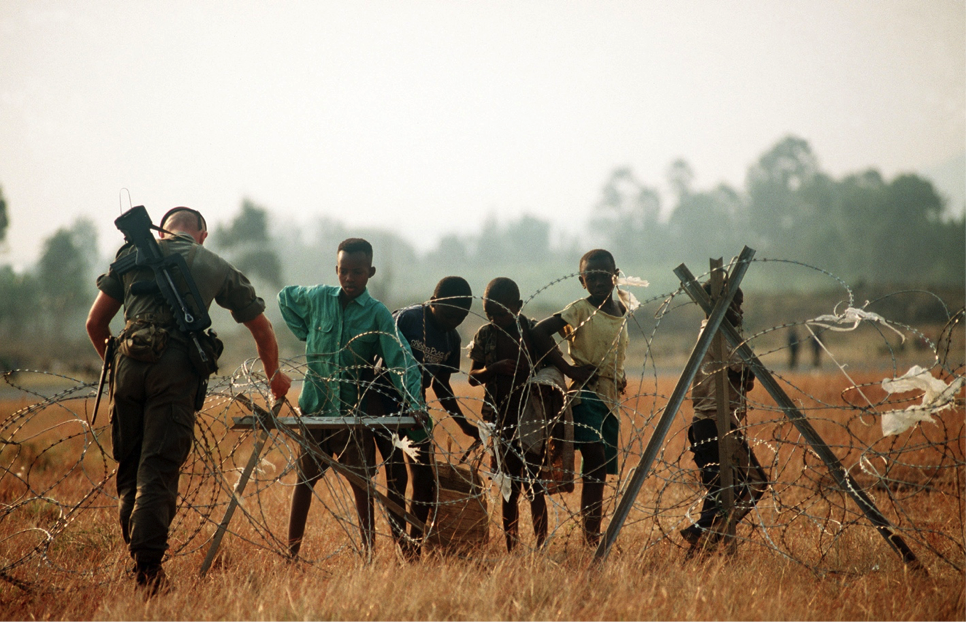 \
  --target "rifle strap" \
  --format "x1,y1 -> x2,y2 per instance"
110,236 -> 197,276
